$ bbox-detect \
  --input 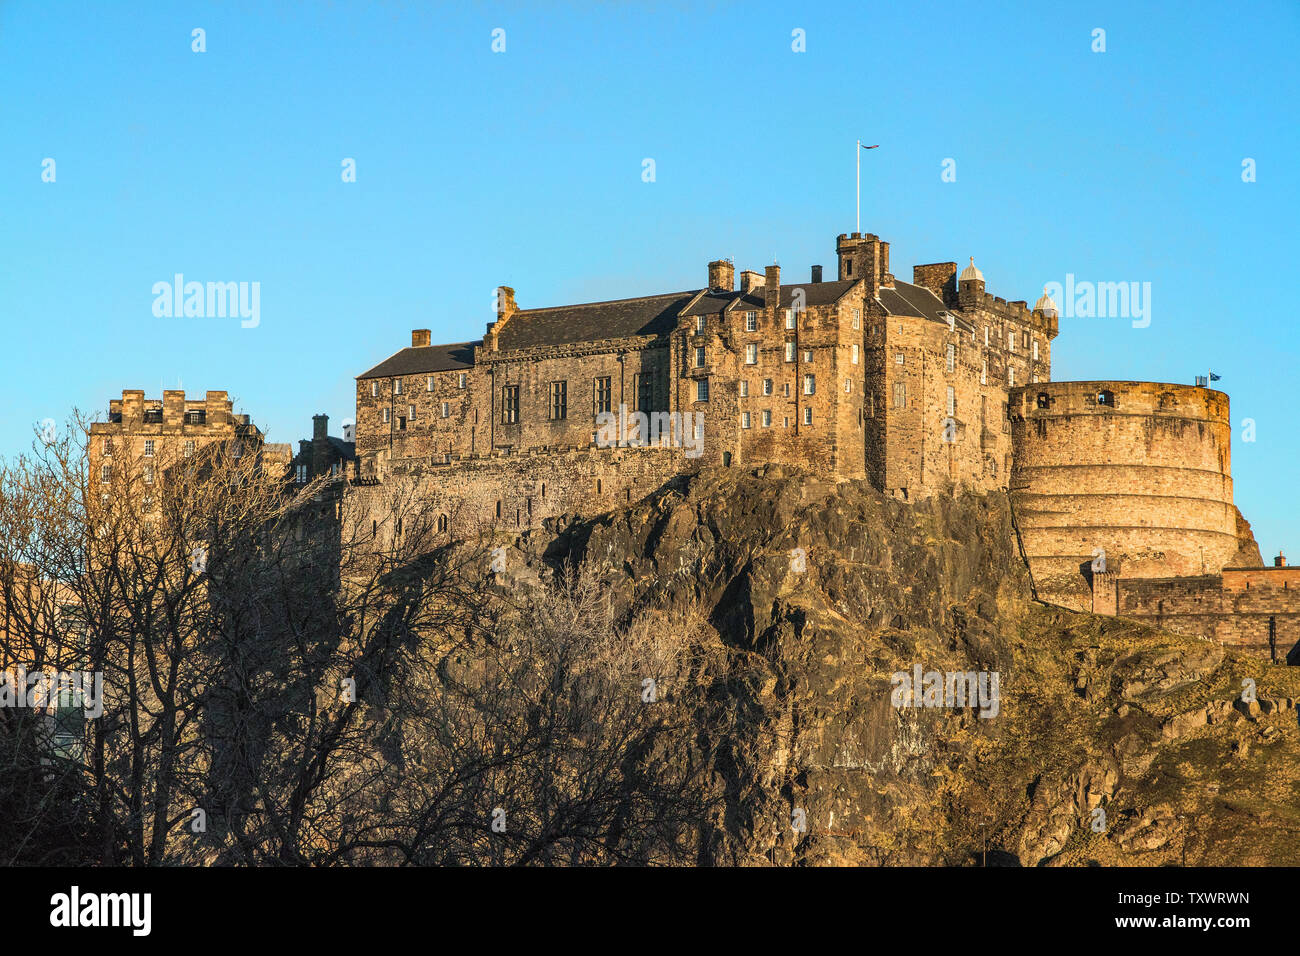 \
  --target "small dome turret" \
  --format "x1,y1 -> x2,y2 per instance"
959,256 -> 984,283
1033,287 -> 1058,317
